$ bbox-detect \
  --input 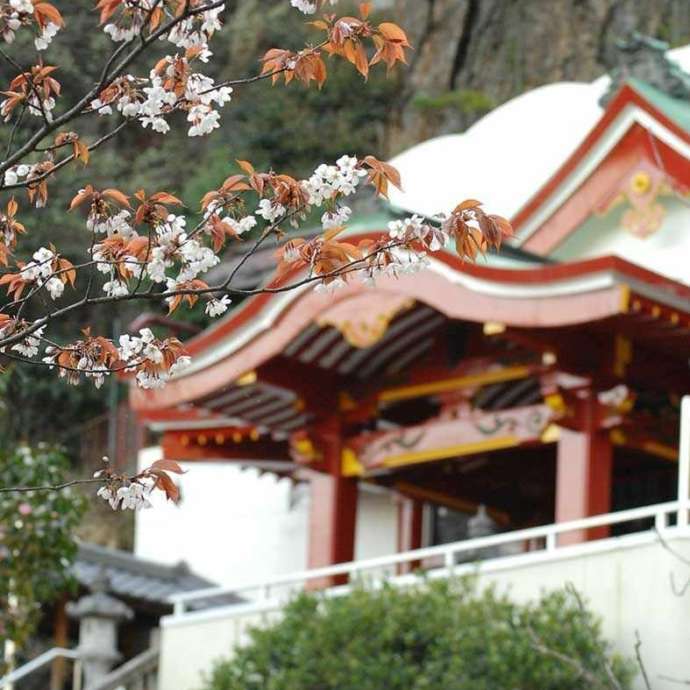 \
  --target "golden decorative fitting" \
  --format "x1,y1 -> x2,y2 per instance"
318,294 -> 414,348
250,428 -> 260,441
619,284 -> 630,313
614,335 -> 632,378
544,393 -> 566,415
542,351 -> 557,366
236,371 -> 257,386
338,392 -> 357,412
197,434 -> 207,446
540,424 -> 560,443
599,167 -> 668,238
630,171 -> 651,195
214,433 -> 225,445
180,434 -> 190,447
232,432 -> 242,443
610,428 -> 626,445
341,447 -> 364,477
483,321 -> 506,336
289,434 -> 322,464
